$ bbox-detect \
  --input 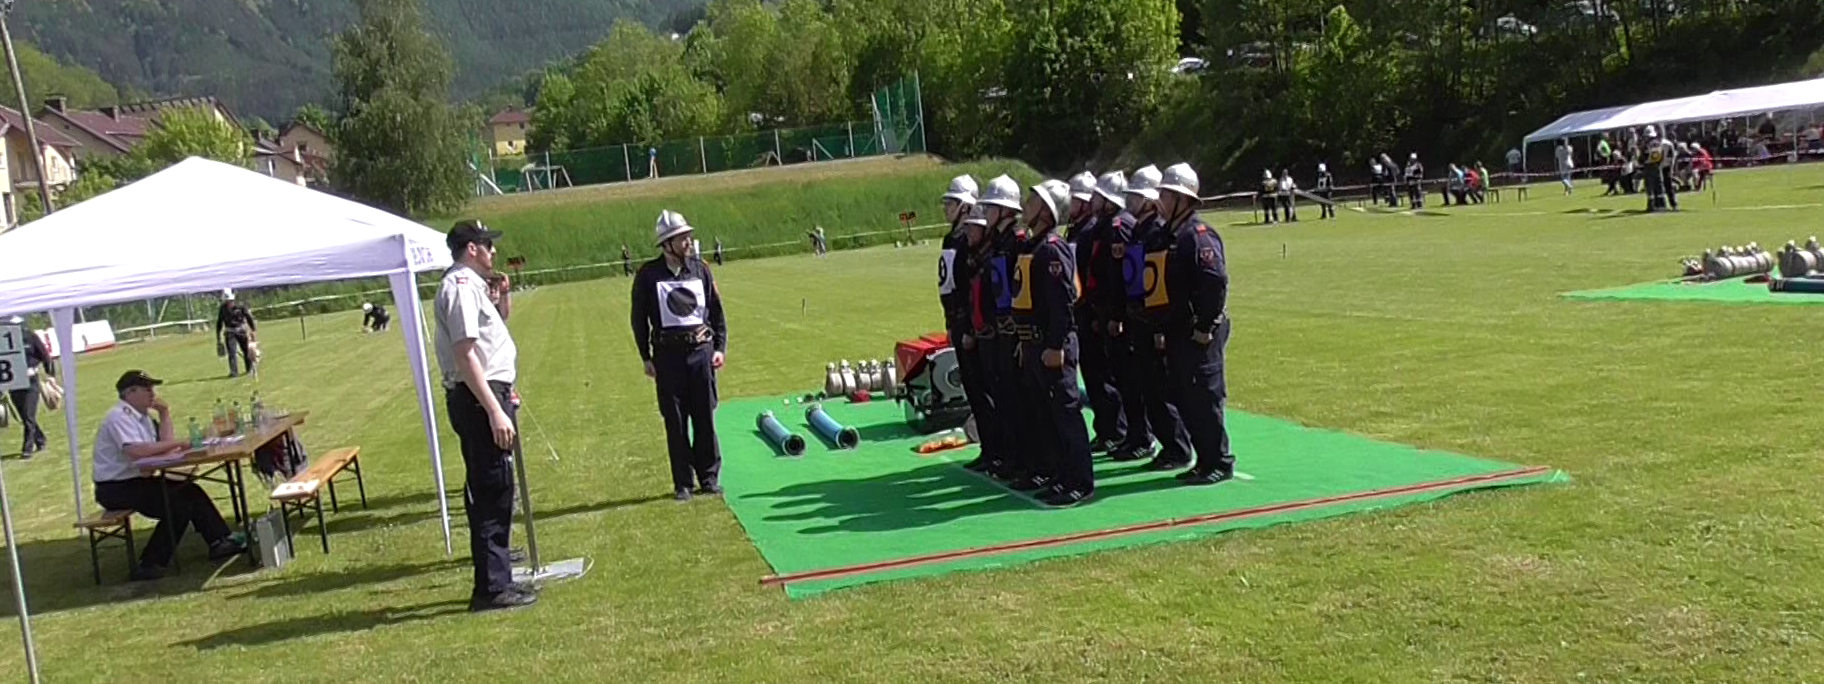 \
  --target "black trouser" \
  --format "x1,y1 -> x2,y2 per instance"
653,342 -> 720,491
1643,165 -> 1663,210
10,381 -> 42,453
224,328 -> 253,376
1407,180 -> 1423,207
984,327 -> 1027,476
447,381 -> 518,596
1319,190 -> 1335,219
95,477 -> 233,569
1073,308 -> 1124,446
1661,167 -> 1679,209
1169,322 -> 1235,477
1259,196 -> 1277,223
1106,321 -> 1153,454
953,328 -> 1006,464
1117,319 -> 1190,463
1010,322 -> 1052,478
1023,333 -> 1093,493
1280,195 -> 1297,221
